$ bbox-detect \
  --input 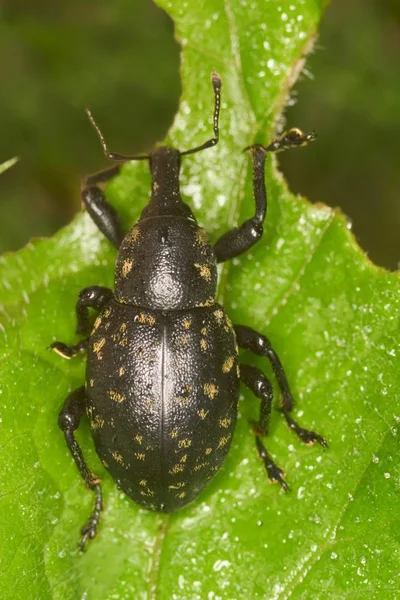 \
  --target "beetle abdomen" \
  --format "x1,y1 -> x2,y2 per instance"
86,300 -> 240,512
